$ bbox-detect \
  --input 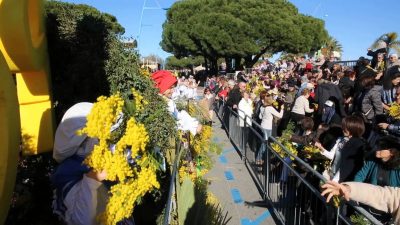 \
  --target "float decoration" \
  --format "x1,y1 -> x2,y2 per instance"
79,90 -> 160,225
